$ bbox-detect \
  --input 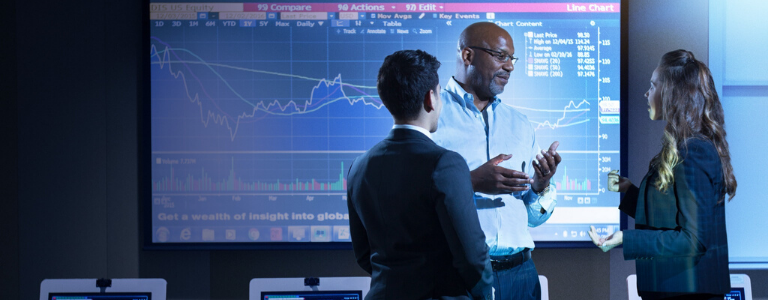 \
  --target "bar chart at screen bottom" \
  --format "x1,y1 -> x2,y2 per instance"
151,153 -> 359,195
151,152 -> 359,243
